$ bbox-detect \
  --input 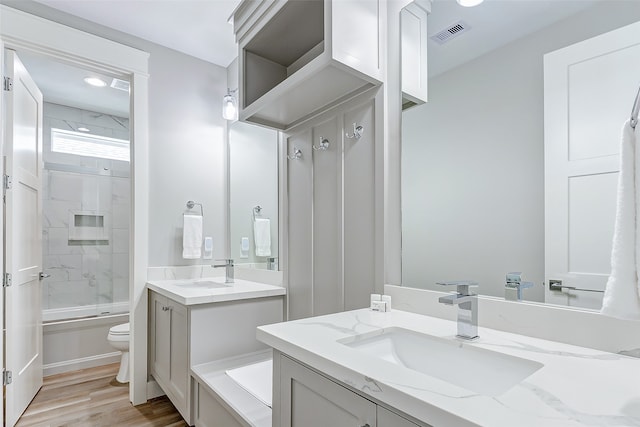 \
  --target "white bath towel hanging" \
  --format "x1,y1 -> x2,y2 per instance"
253,217 -> 271,257
182,214 -> 203,259
601,120 -> 640,320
